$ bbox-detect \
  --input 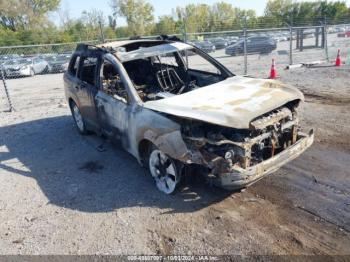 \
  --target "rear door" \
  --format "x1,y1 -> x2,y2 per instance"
76,55 -> 100,129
